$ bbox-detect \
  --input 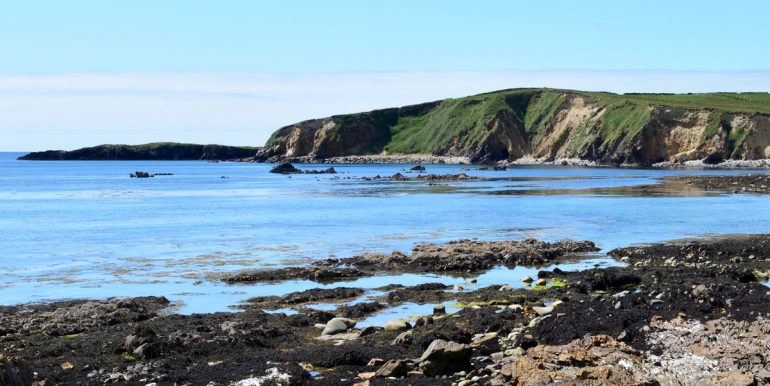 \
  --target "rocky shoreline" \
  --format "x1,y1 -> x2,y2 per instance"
243,154 -> 770,169
2,235 -> 770,385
